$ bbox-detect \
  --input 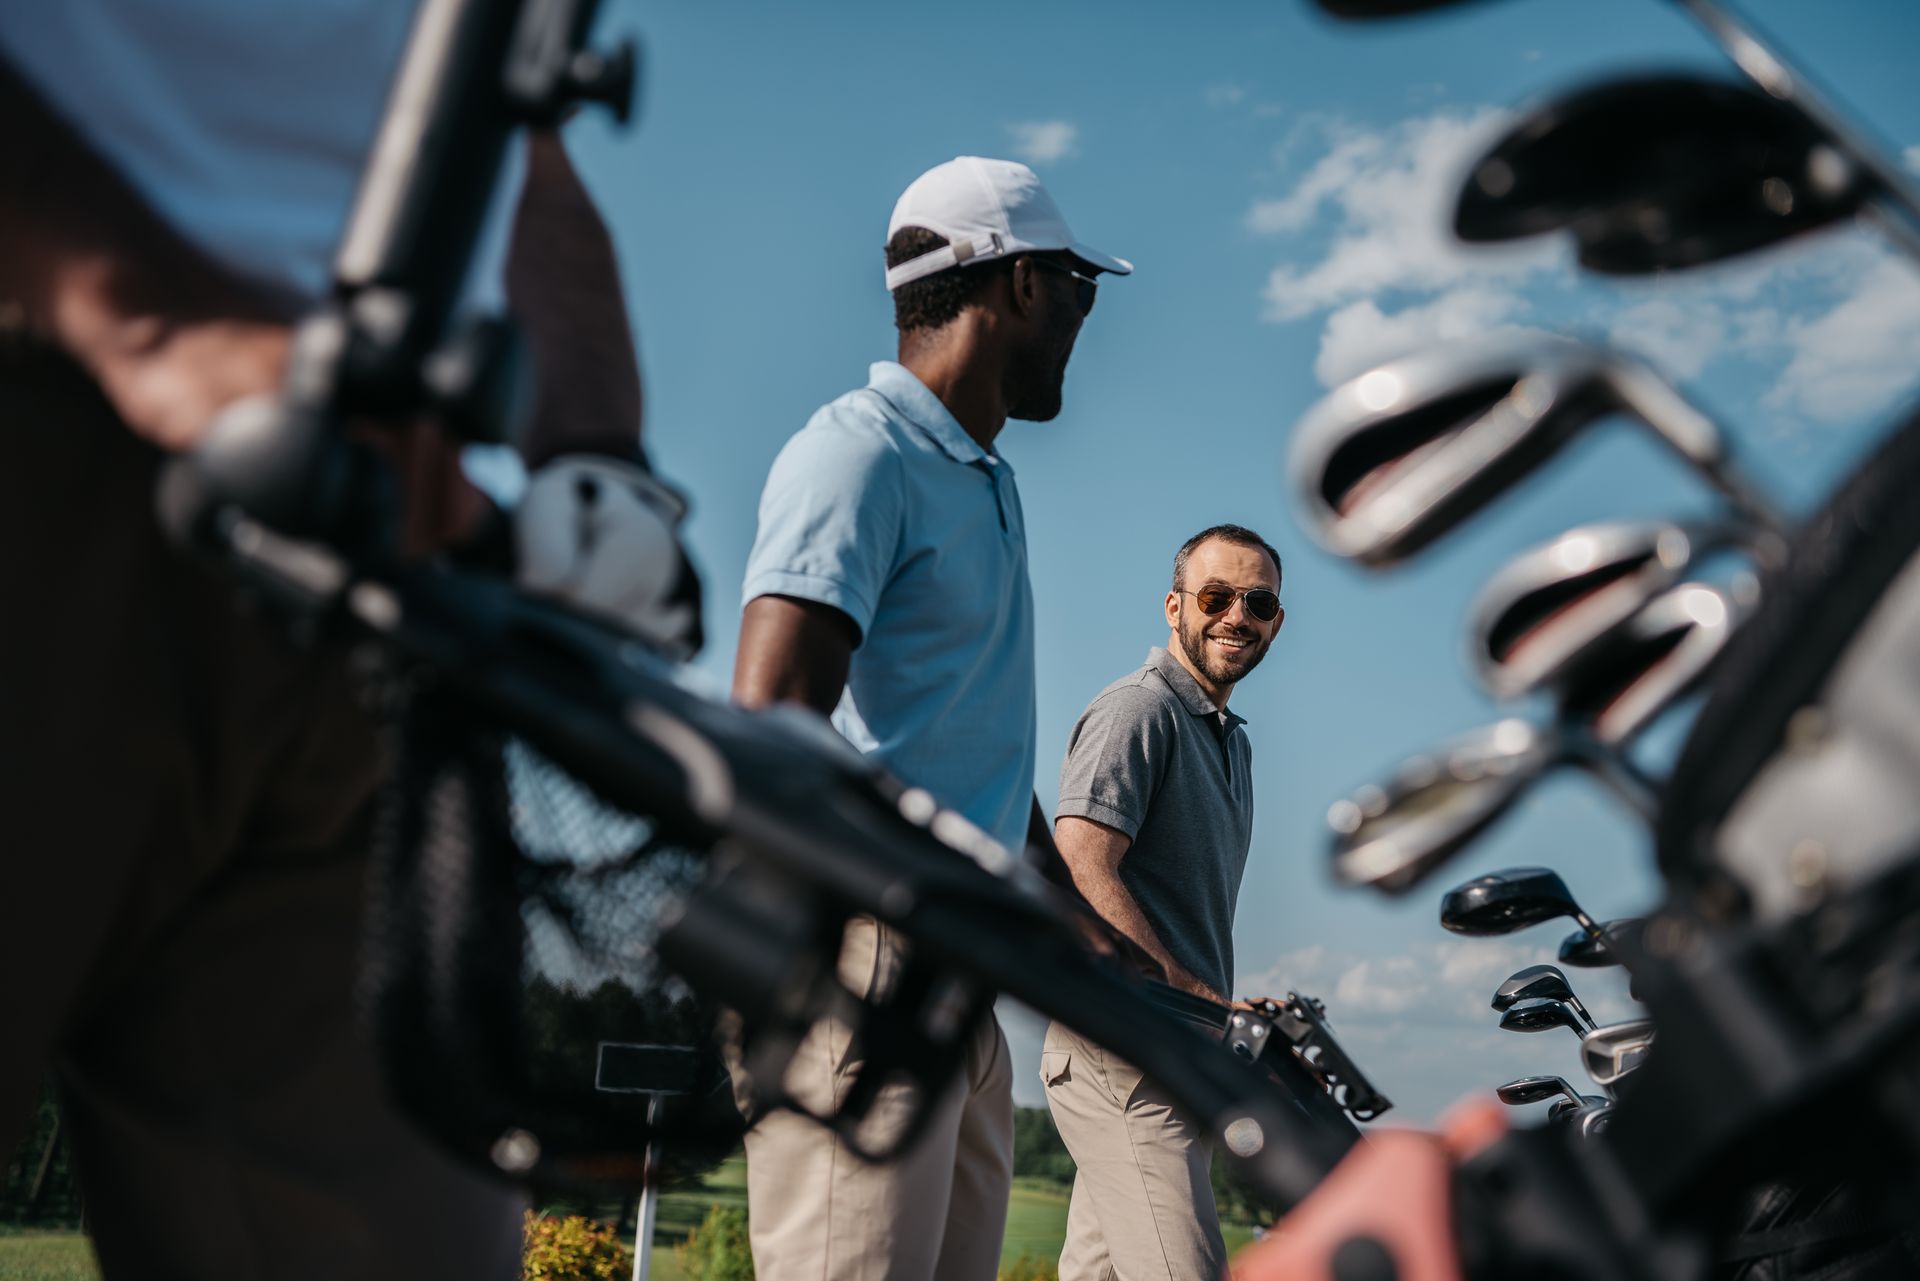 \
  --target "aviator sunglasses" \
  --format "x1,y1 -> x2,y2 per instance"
1181,585 -> 1283,623
1030,257 -> 1098,316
